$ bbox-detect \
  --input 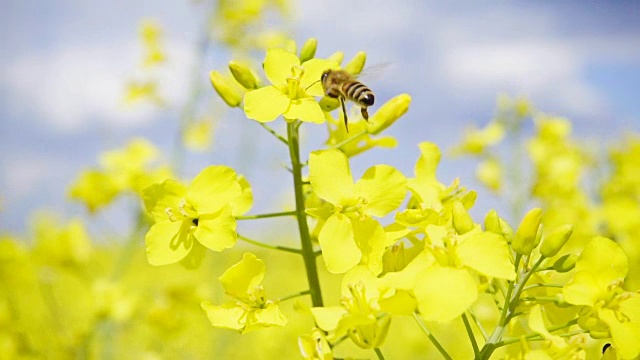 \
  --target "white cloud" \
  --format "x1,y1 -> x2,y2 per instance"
0,40 -> 194,133
437,41 -> 608,117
